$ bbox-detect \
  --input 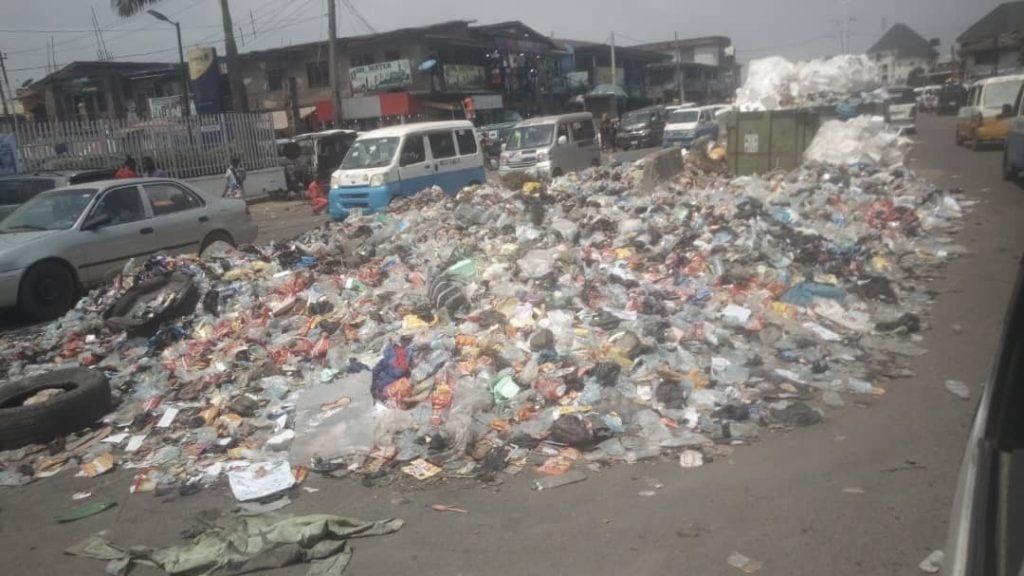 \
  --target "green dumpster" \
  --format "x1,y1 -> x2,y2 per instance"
724,109 -> 822,175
